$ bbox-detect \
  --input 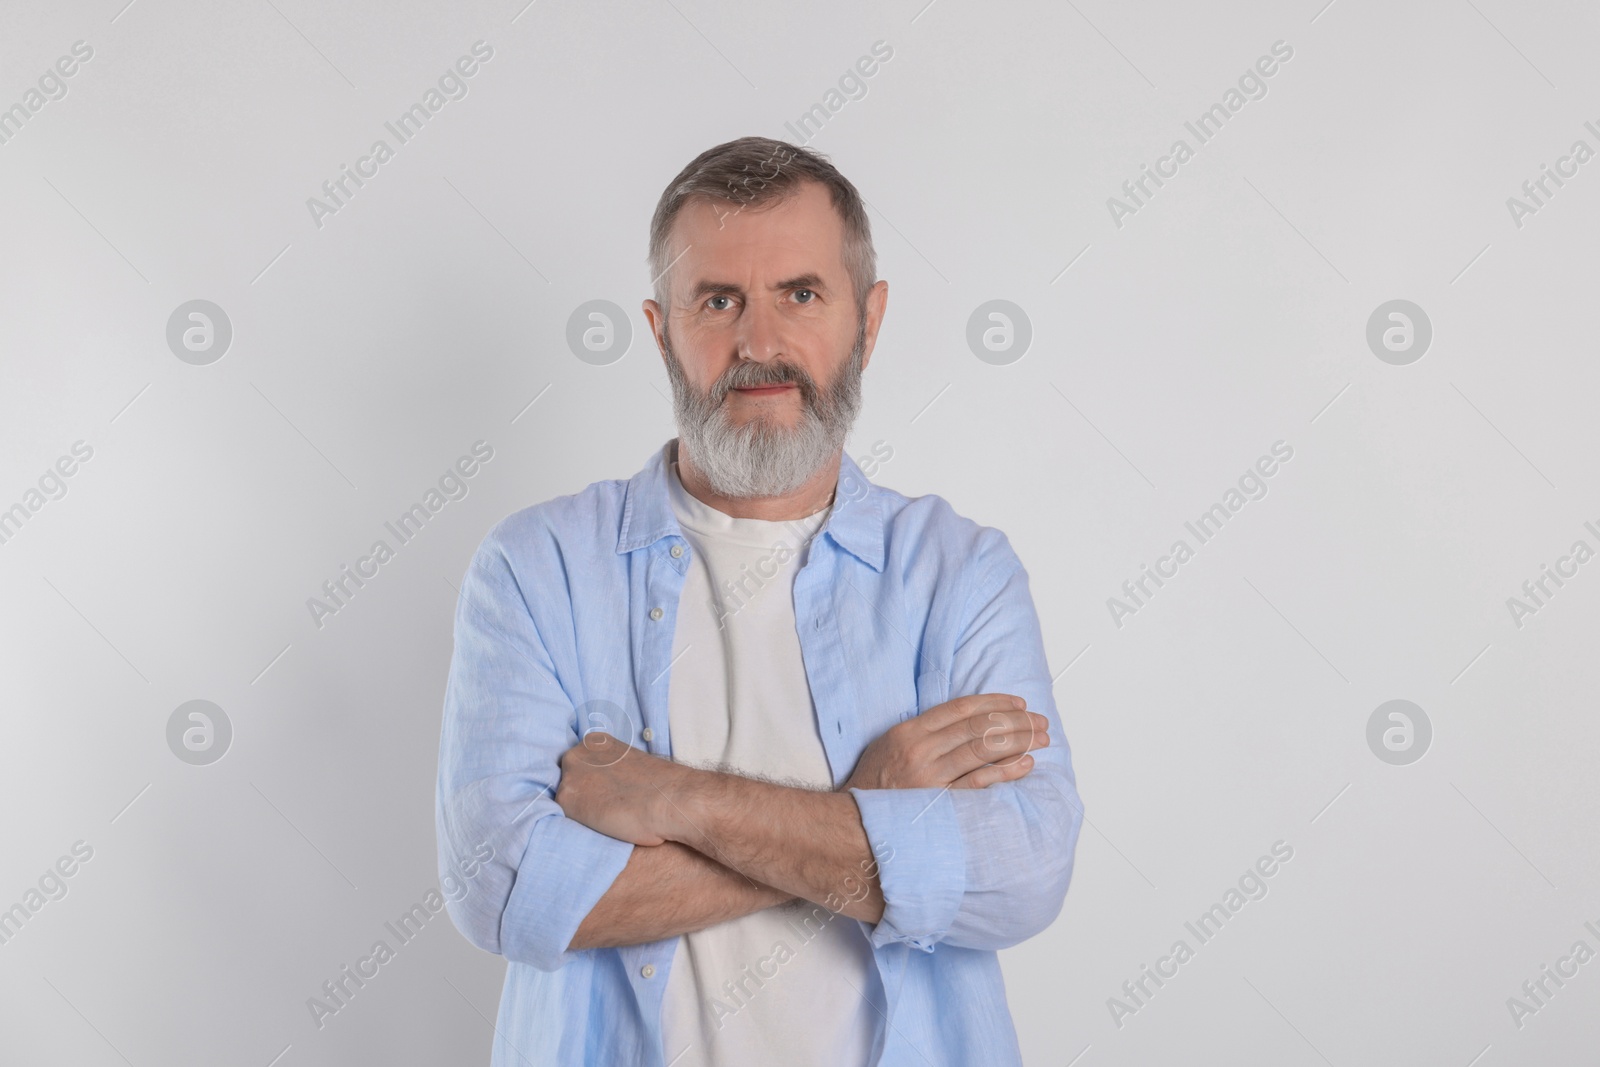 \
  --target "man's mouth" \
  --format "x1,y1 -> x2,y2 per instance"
731,383 -> 797,397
